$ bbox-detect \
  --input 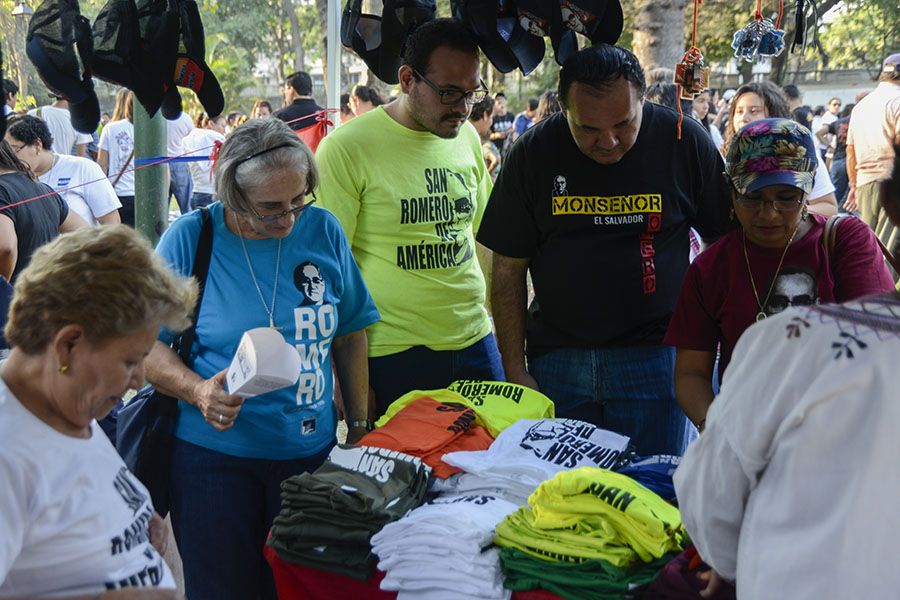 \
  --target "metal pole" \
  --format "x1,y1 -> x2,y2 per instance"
327,0 -> 341,127
133,103 -> 168,245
